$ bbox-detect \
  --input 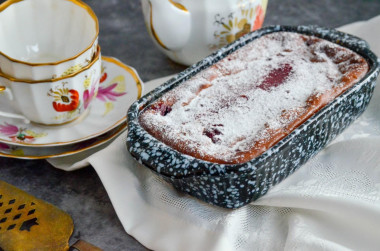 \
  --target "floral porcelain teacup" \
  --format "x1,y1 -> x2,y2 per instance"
0,47 -> 101,125
141,0 -> 268,65
0,0 -> 99,80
